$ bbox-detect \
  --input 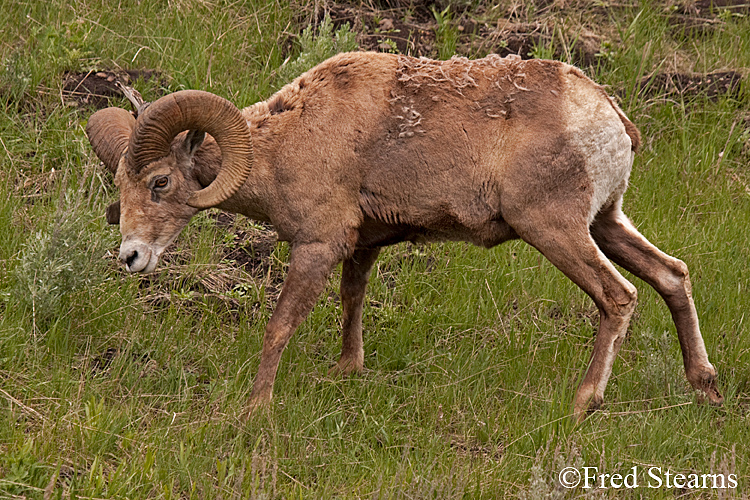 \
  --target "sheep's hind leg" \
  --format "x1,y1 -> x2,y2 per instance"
509,211 -> 638,422
590,205 -> 723,405
329,247 -> 381,377
245,242 -> 340,417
